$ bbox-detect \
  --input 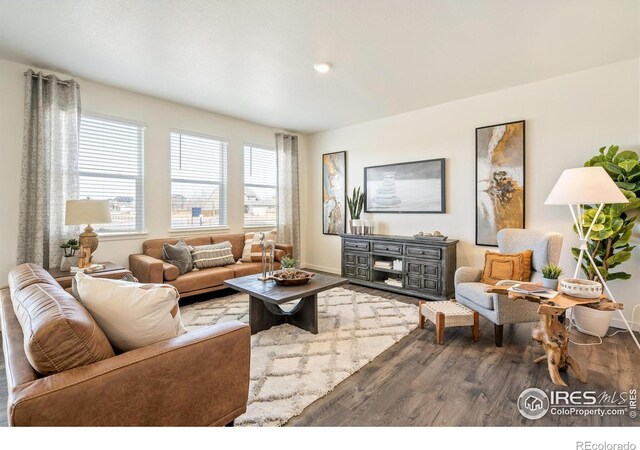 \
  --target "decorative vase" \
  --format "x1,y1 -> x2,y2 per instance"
572,305 -> 614,338
283,267 -> 295,273
542,278 -> 558,289
60,256 -> 77,272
